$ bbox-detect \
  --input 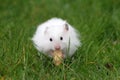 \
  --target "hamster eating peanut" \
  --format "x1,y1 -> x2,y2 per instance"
32,18 -> 81,59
